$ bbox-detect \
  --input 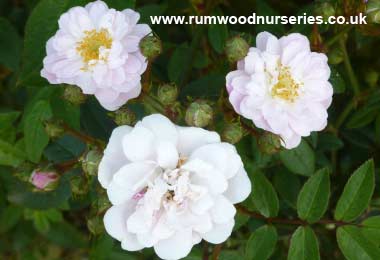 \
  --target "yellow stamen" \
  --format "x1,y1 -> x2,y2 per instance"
271,66 -> 301,103
76,28 -> 112,65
